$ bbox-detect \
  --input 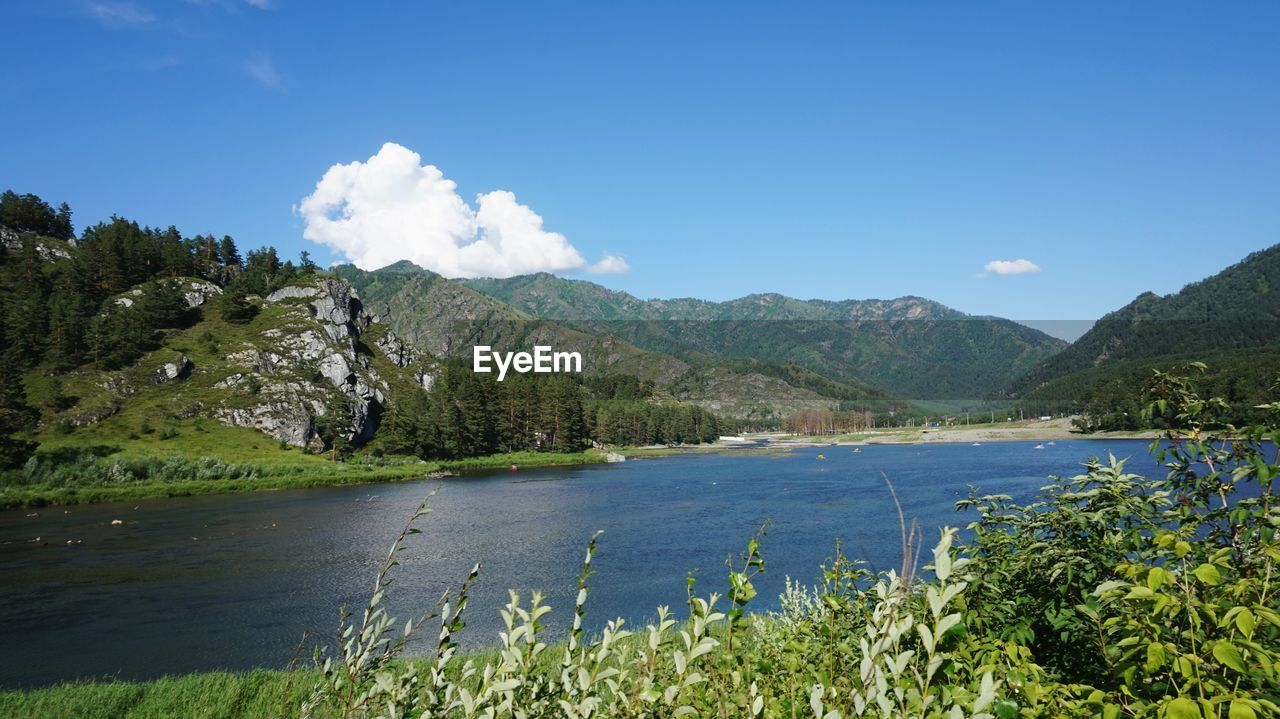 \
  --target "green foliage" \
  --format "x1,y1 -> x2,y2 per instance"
1012,242 -> 1280,406
0,189 -> 316,372
0,190 -> 73,239
11,451 -> 264,488
381,363 -> 718,460
1023,355 -> 1280,431
0,345 -> 38,468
